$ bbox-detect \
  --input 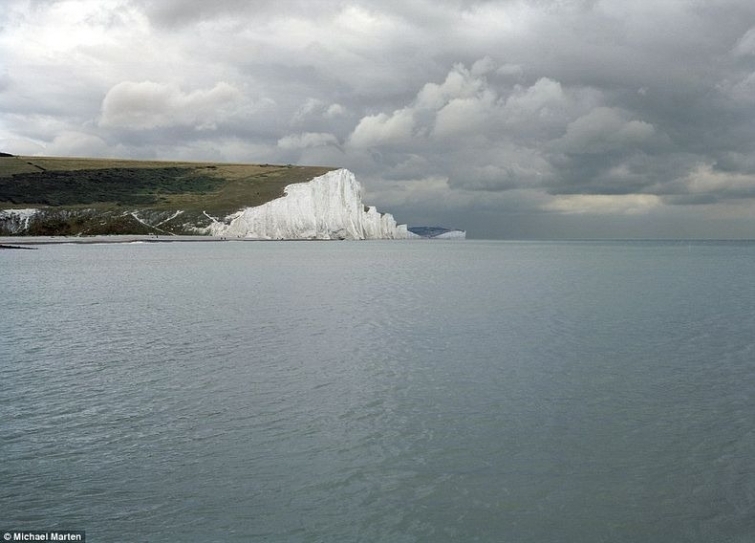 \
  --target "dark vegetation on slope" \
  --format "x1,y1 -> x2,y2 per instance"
2,167 -> 221,206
